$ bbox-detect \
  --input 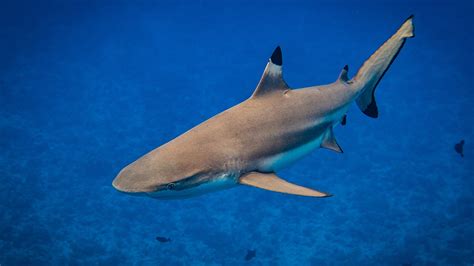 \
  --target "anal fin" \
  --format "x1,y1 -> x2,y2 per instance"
341,115 -> 347,126
239,172 -> 331,198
